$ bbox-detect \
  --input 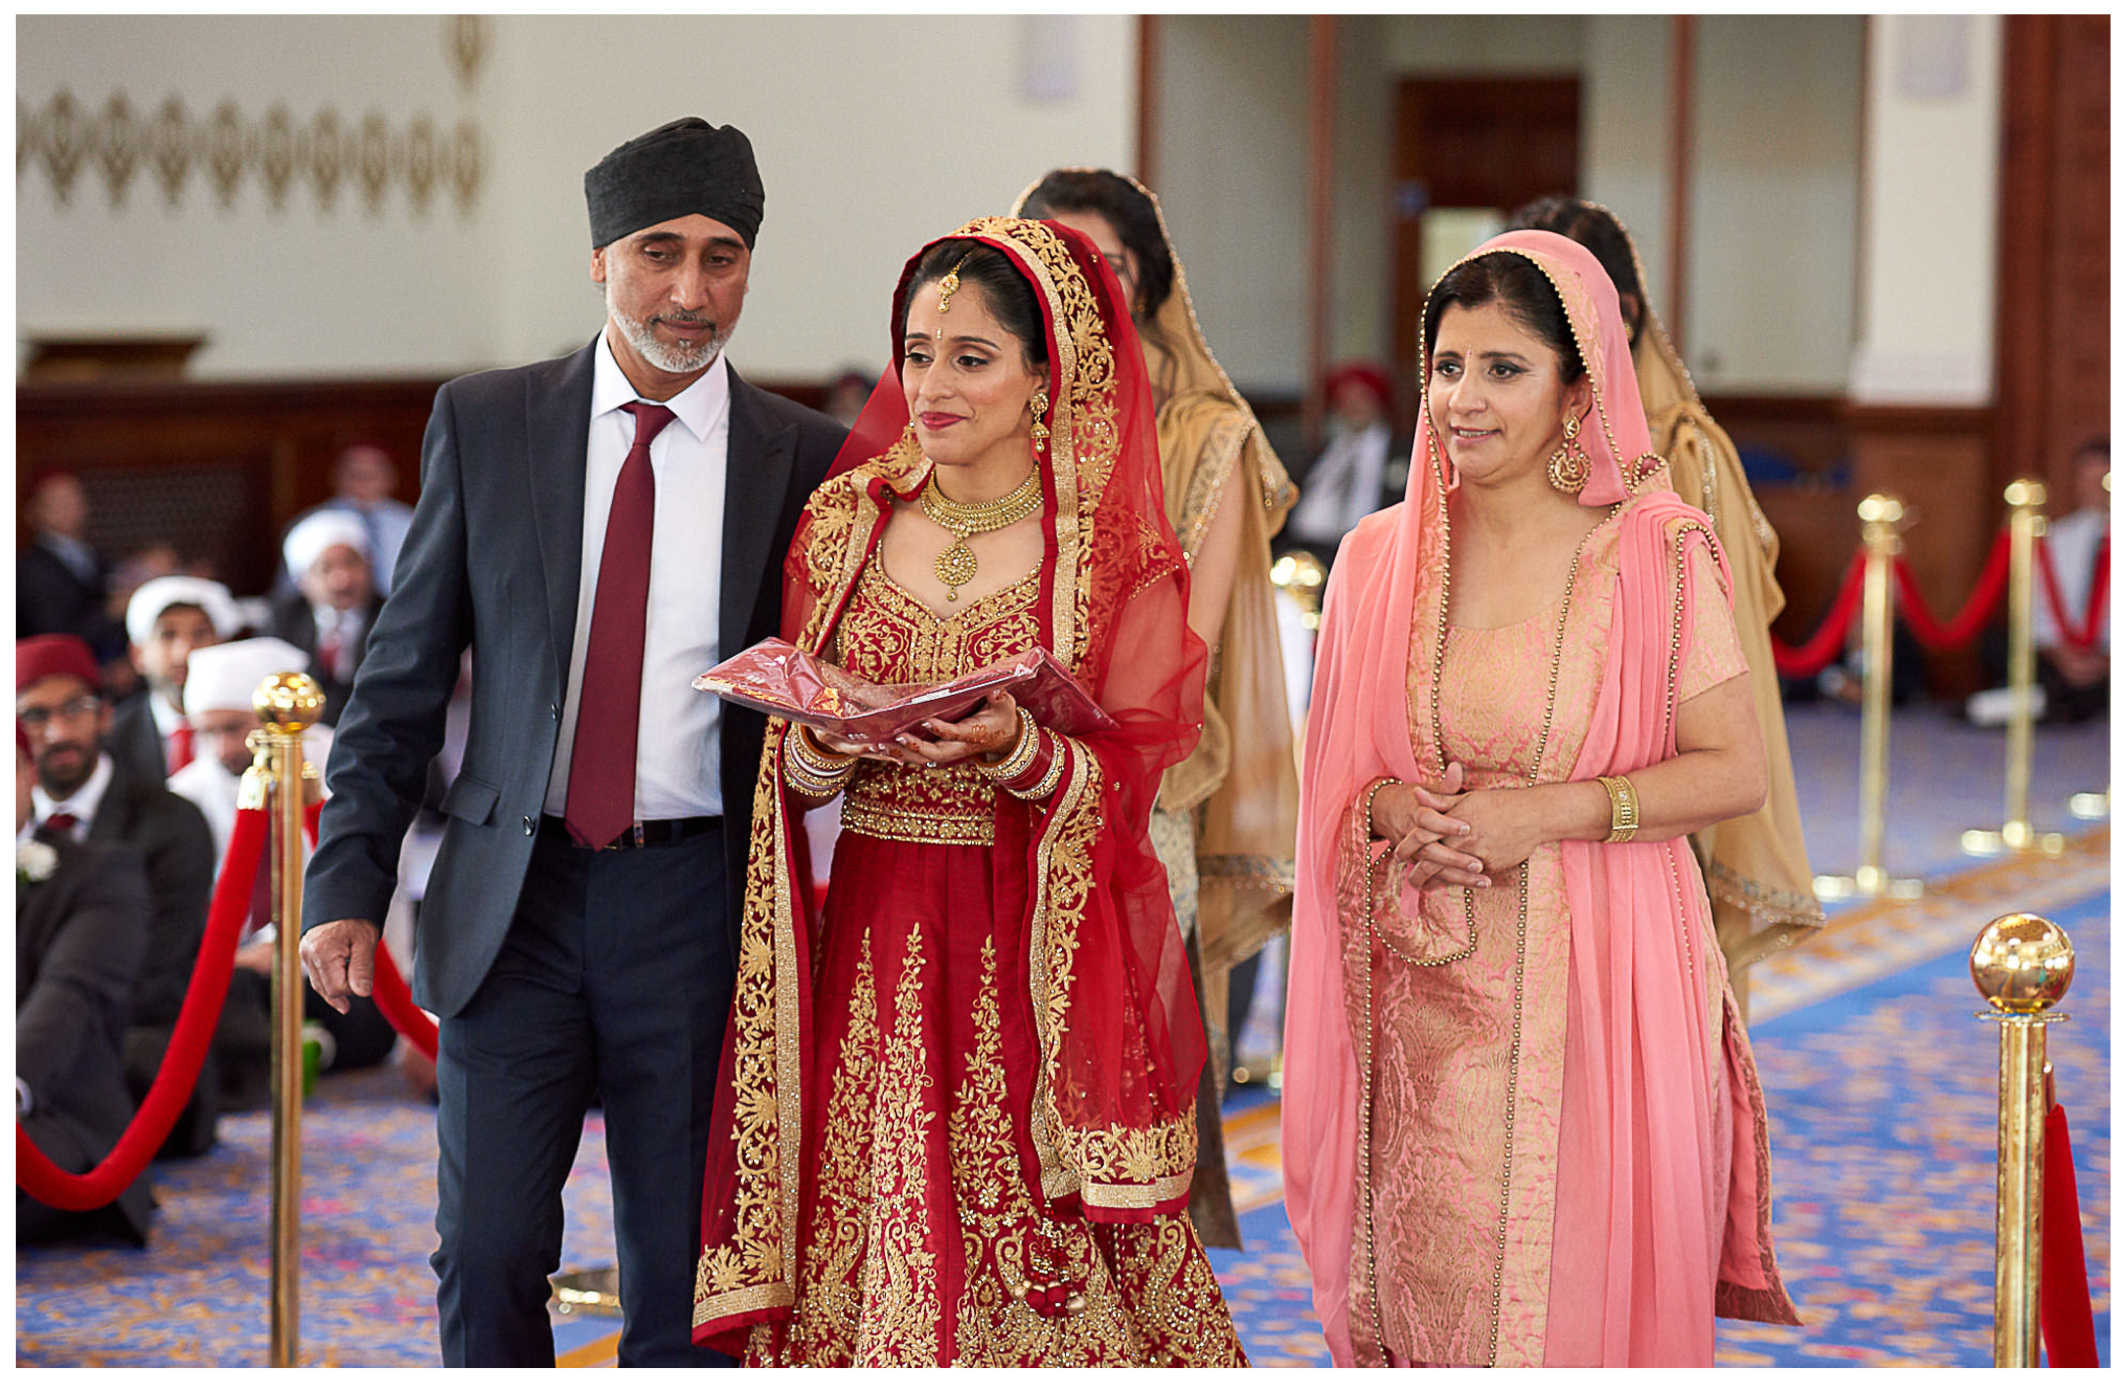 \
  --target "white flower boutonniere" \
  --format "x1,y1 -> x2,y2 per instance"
17,839 -> 58,886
